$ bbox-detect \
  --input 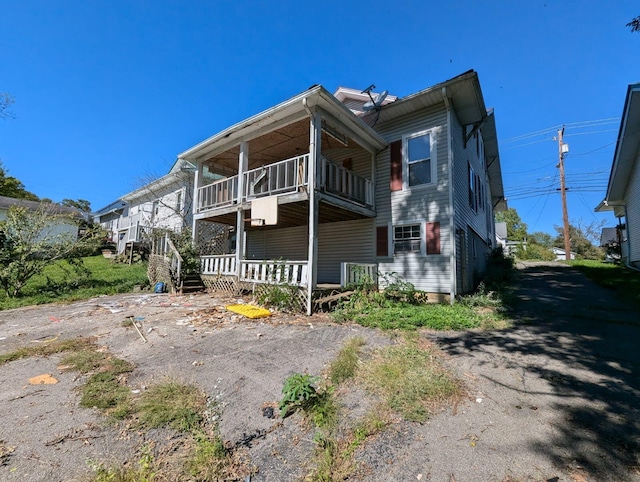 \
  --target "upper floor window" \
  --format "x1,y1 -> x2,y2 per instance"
404,131 -> 435,188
